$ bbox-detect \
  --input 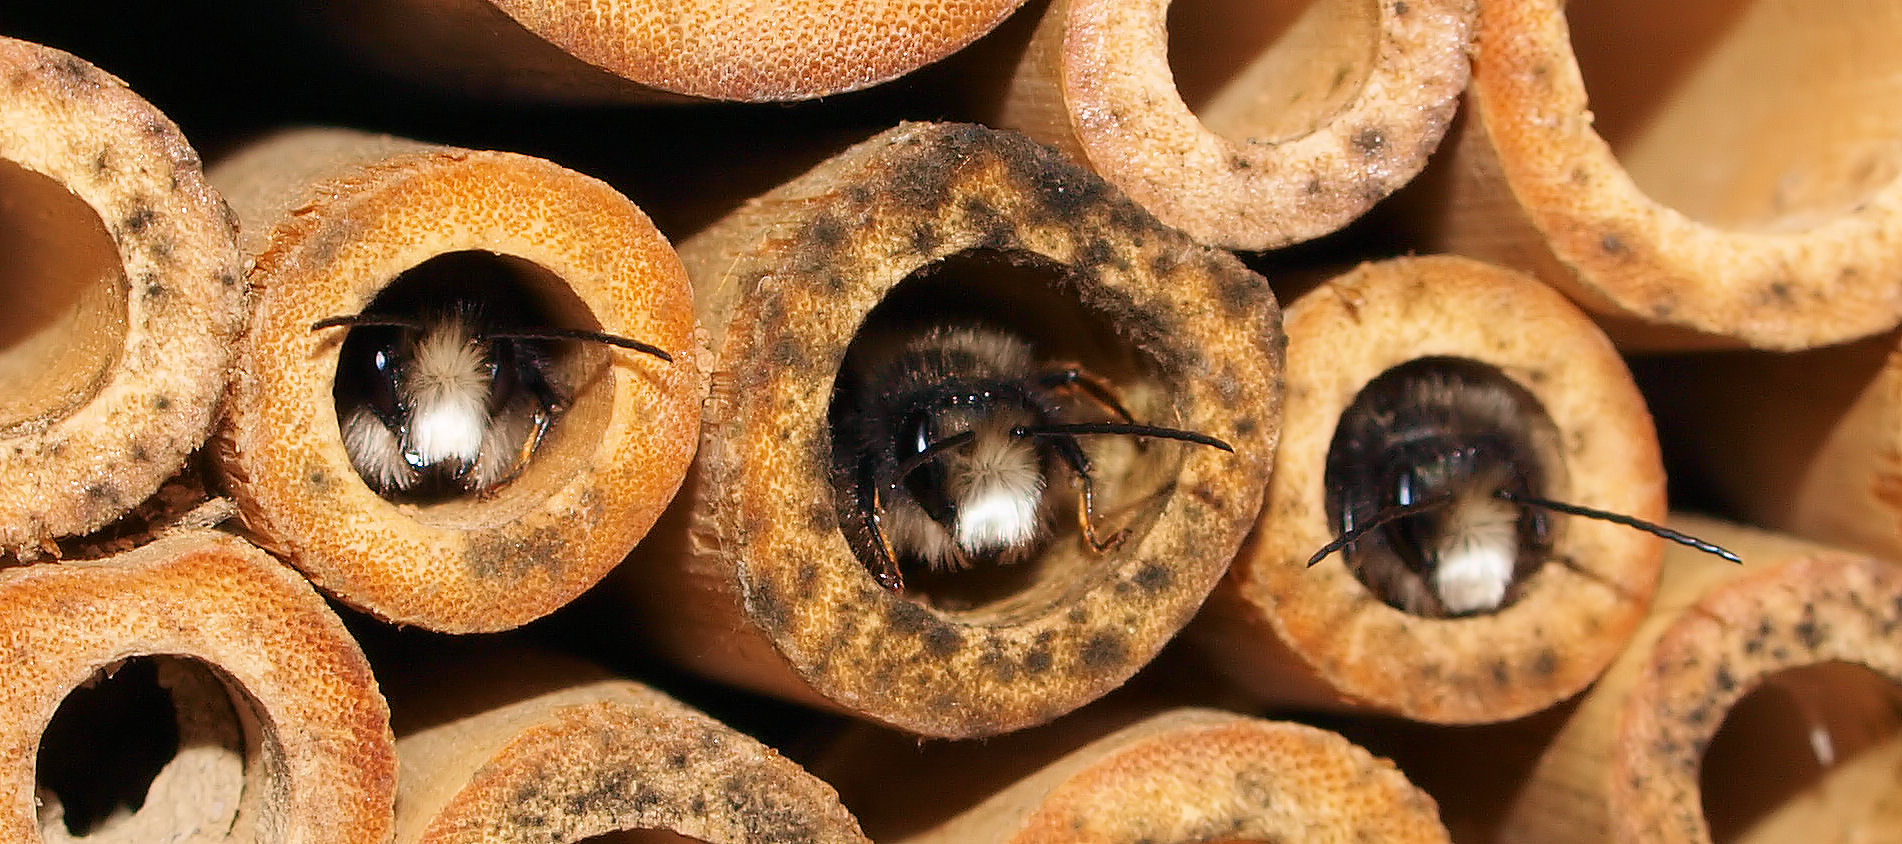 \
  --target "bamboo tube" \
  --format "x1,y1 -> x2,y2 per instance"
814,707 -> 1447,842
1190,255 -> 1663,723
315,0 -> 1028,103
991,0 -> 1473,250
1497,517 -> 1902,843
629,121 -> 1283,738
1406,0 -> 1902,350
386,649 -> 866,844
211,128 -> 703,633
0,530 -> 395,842
0,37 -> 245,559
